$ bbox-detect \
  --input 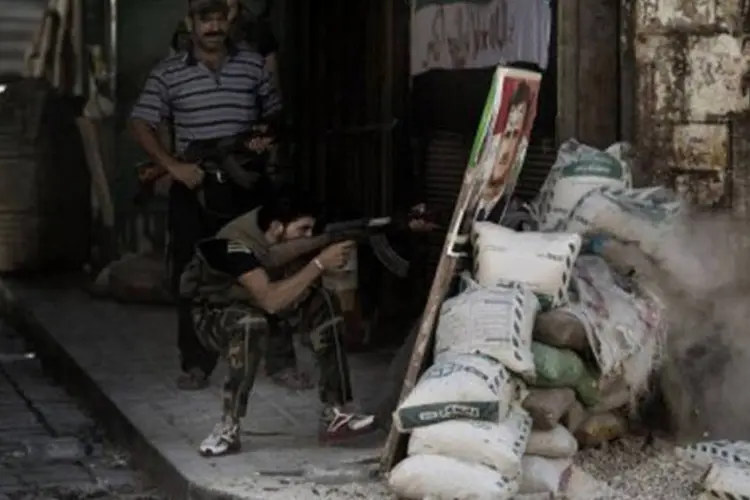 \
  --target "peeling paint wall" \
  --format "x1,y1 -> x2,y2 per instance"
634,0 -> 750,211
